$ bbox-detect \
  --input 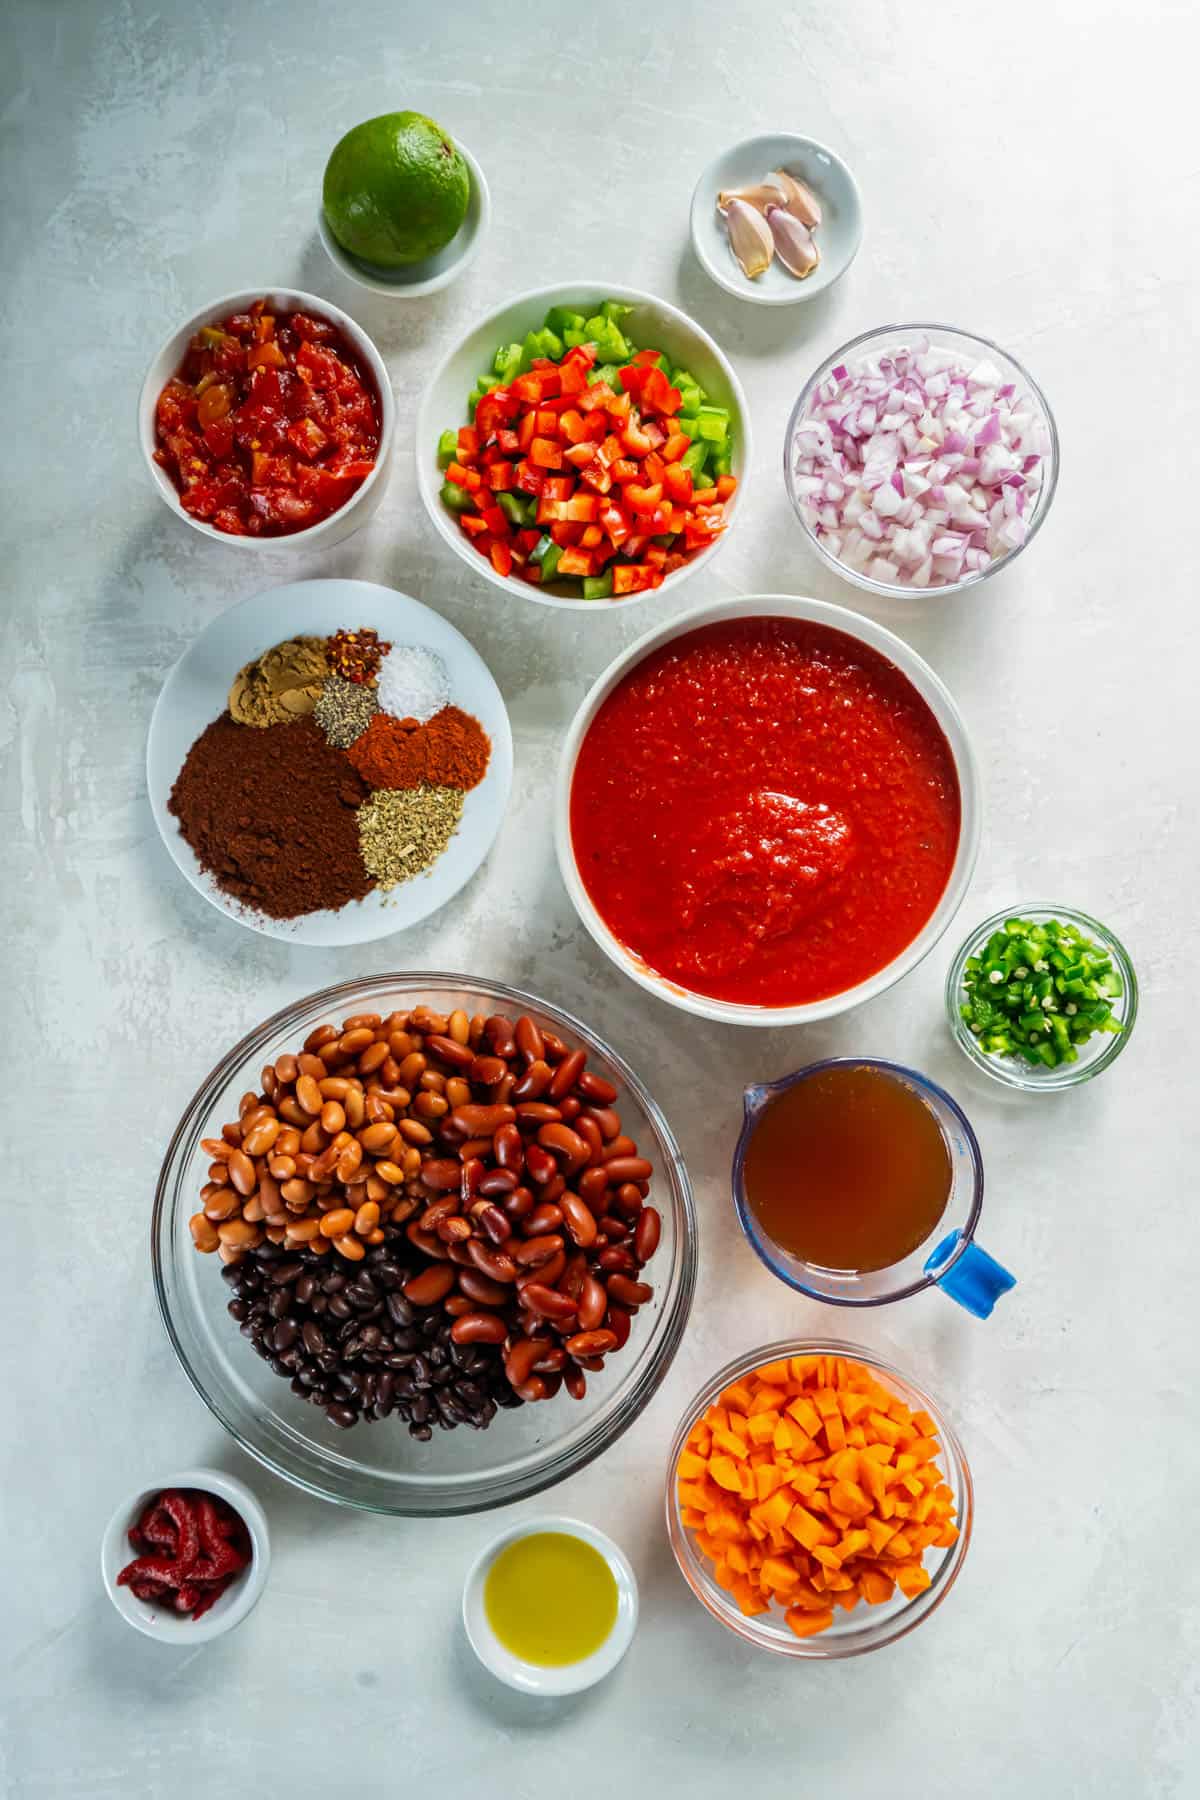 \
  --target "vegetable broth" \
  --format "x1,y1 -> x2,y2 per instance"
743,1064 -> 951,1272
